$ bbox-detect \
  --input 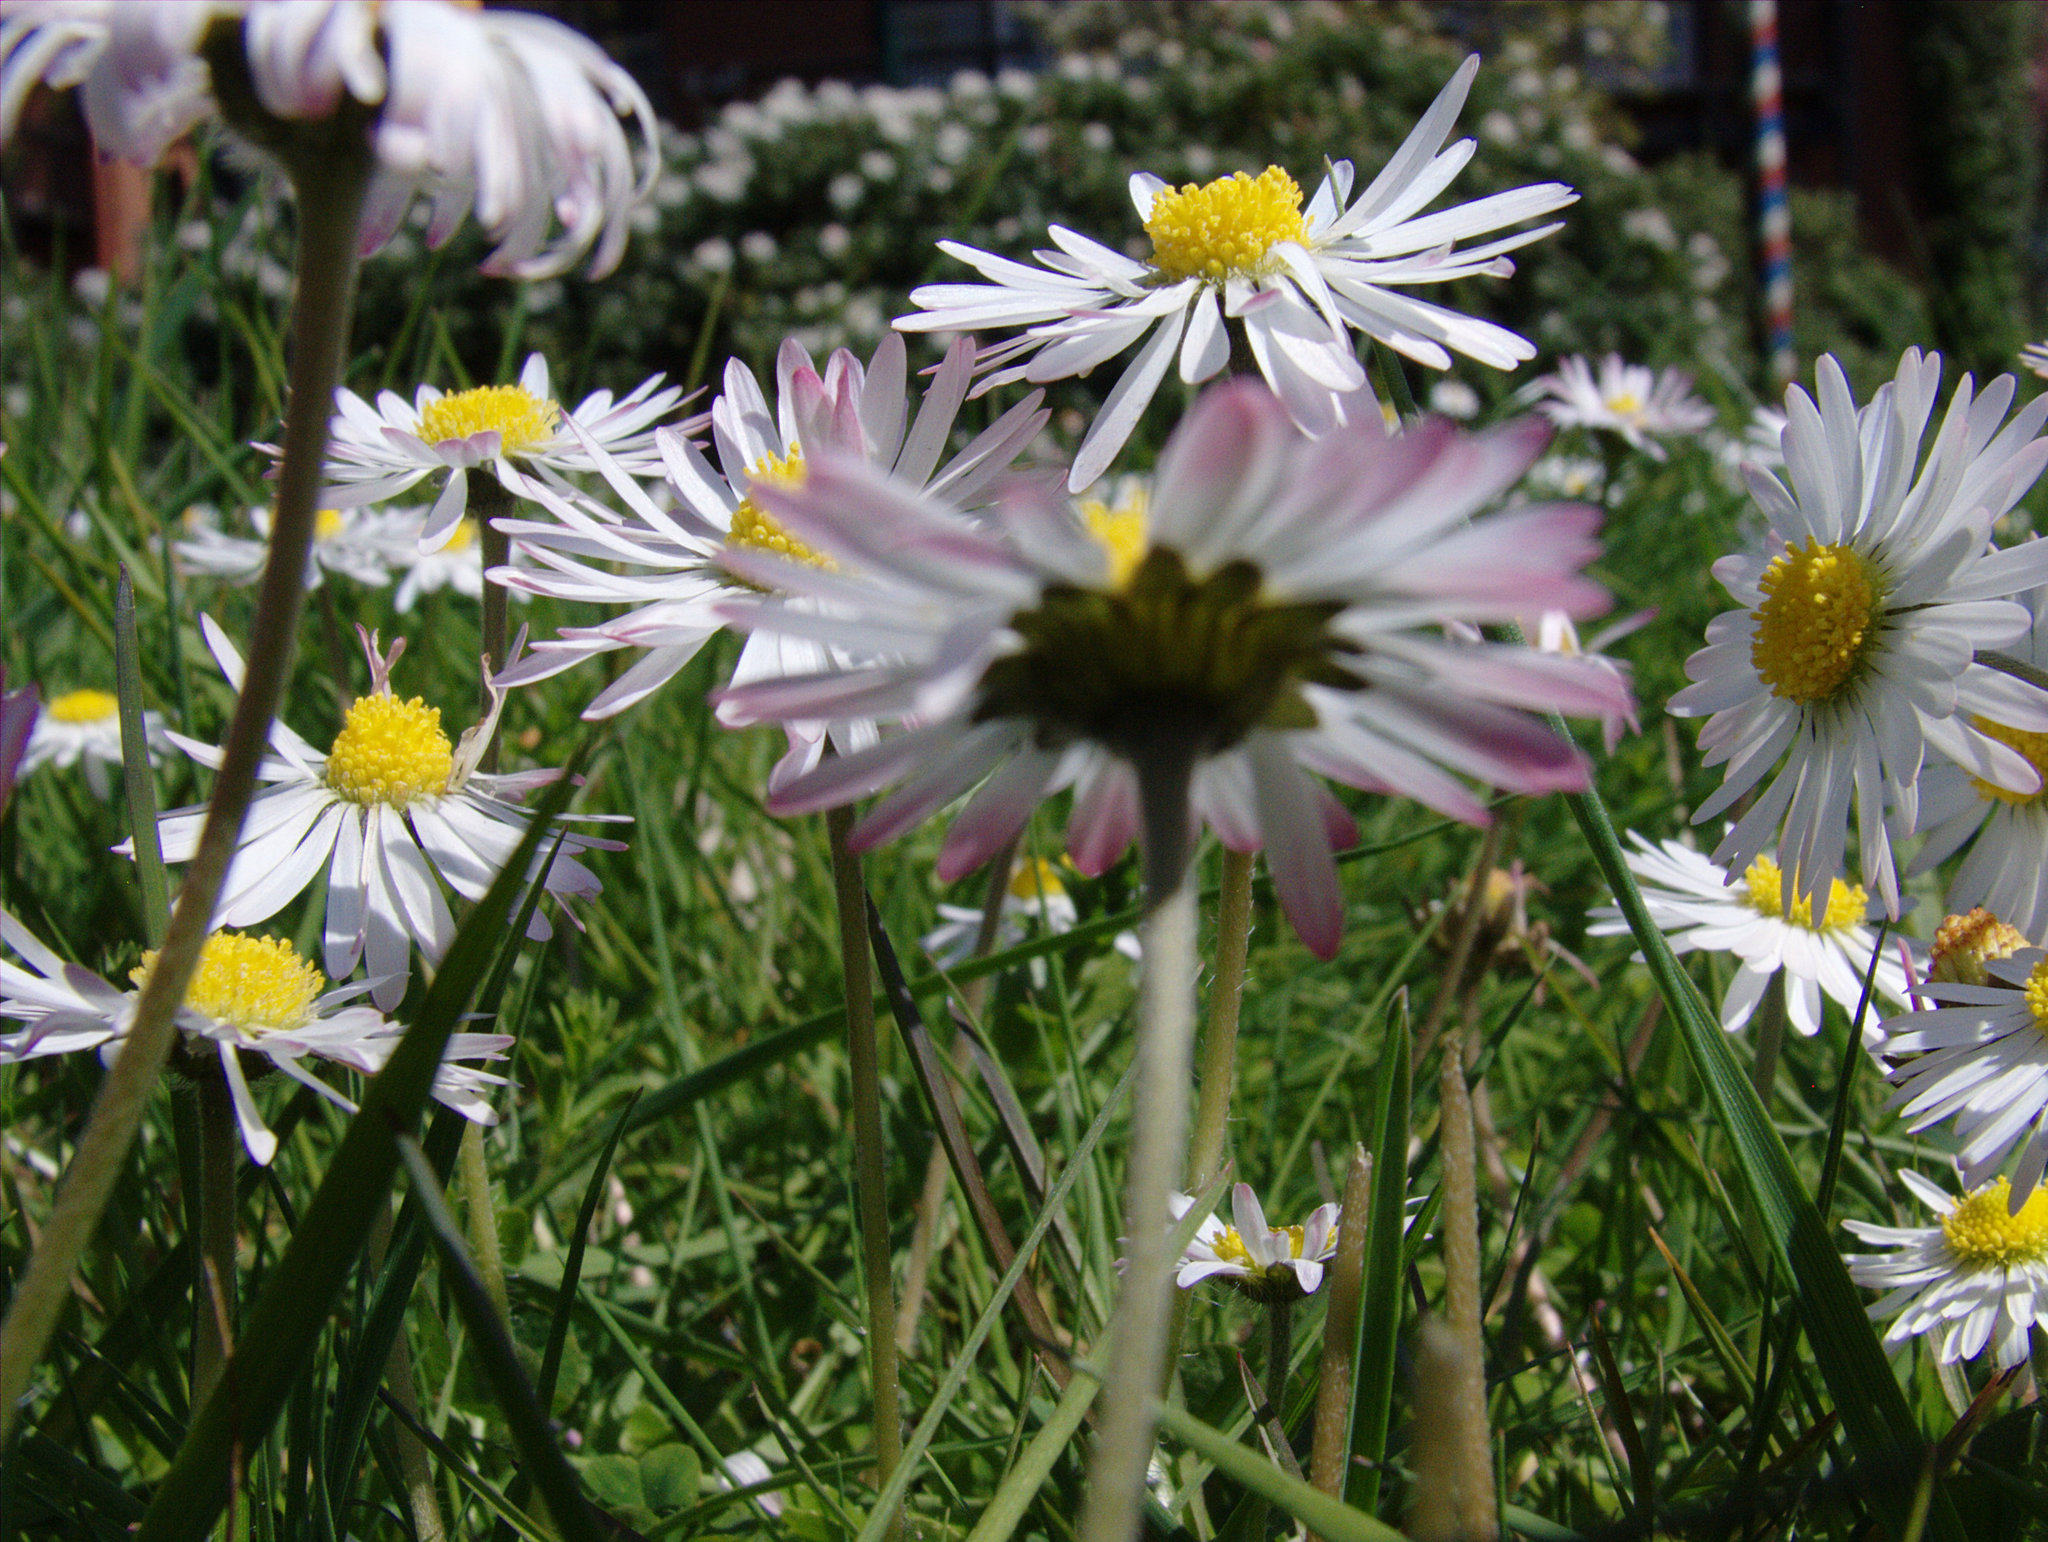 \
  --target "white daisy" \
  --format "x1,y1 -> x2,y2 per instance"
1844,1169 -> 2048,1371
1169,1182 -> 1342,1303
135,617 -> 626,1010
0,913 -> 511,1164
0,0 -> 661,278
1668,349 -> 2048,919
922,855 -> 1079,966
1906,579 -> 2048,936
896,54 -> 1575,491
1881,945 -> 2048,1204
1743,405 -> 1789,469
1531,608 -> 1653,754
1587,832 -> 1910,1038
312,352 -> 688,549
491,333 -> 1046,787
713,380 -> 1632,957
1521,453 -> 1605,502
1530,354 -> 1716,460
175,502 -> 409,589
20,687 -> 166,799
